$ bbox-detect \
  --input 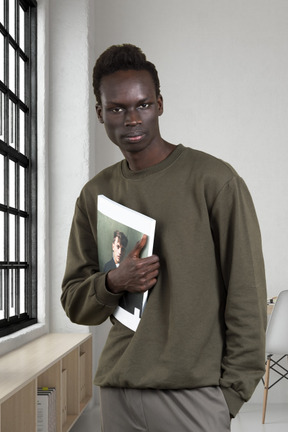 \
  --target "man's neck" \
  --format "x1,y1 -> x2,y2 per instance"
124,140 -> 176,171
